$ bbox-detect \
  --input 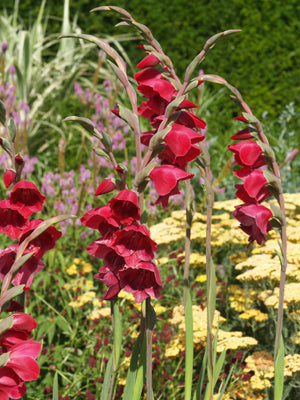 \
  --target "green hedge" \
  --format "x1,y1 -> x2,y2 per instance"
4,0 -> 300,118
